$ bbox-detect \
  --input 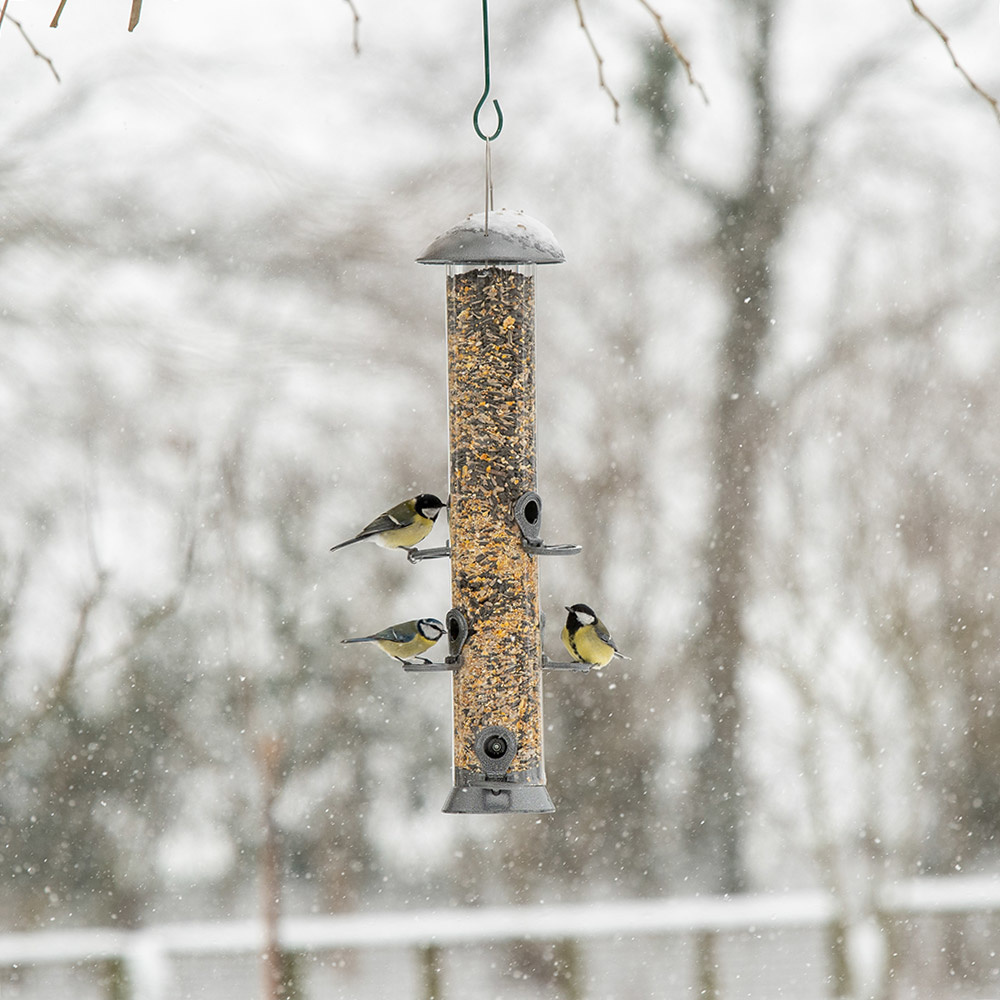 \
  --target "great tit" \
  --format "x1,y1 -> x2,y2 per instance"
329,493 -> 446,554
562,603 -> 628,668
340,617 -> 445,664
